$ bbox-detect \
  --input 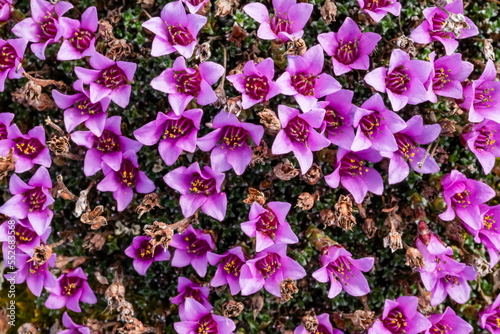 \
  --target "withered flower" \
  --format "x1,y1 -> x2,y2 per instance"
320,0 -> 337,24
143,221 -> 174,249
243,187 -> 266,206
302,163 -> 322,185
222,301 -> 244,318
106,38 -> 135,60
195,42 -> 212,63
320,209 -> 336,228
47,134 -> 70,156
257,108 -> 281,136
98,19 -> 115,43
442,12 -> 470,38
225,96 -> 243,116
137,0 -> 155,9
12,80 -> 57,112
405,247 -> 425,271
395,35 -> 417,58
17,323 -> 37,334
334,195 -> 356,231
28,244 -> 54,266
228,22 -> 247,47
296,191 -> 319,211
363,218 -> 377,239
383,227 -> 403,253
55,174 -> 77,201
215,0 -> 239,17
250,140 -> 270,167
136,193 -> 165,219
301,310 -> 319,334
465,254 -> 492,277
483,39 -> 495,61
83,232 -> 108,252
344,310 -> 376,331
279,278 -> 299,304
286,38 -> 307,56
0,148 -> 16,180
105,277 -> 126,314
81,206 -> 107,230
273,159 -> 299,181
